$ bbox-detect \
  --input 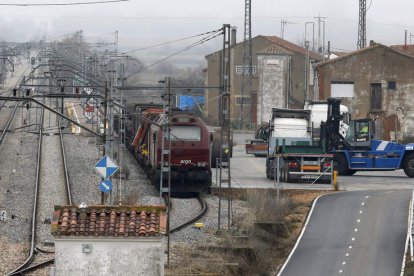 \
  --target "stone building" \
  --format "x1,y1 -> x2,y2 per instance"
205,35 -> 321,127
316,41 -> 414,141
